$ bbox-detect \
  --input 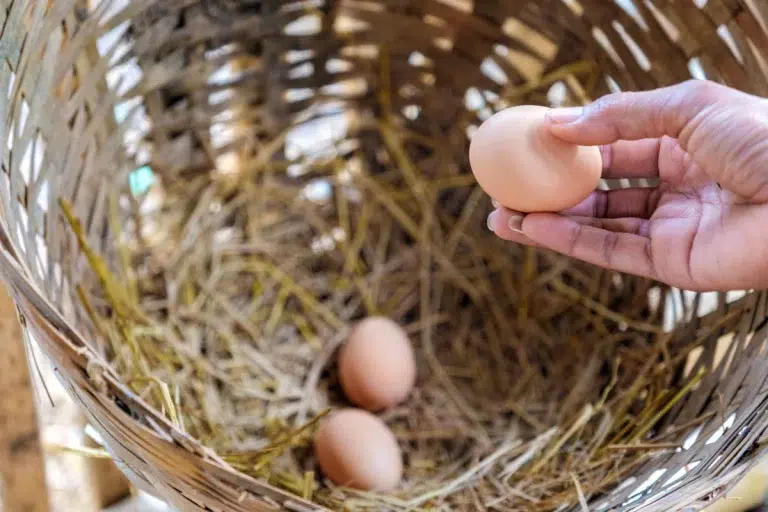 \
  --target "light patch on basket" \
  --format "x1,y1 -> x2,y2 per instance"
604,76 -> 621,94
209,88 -> 234,105
6,68 -> 15,100
694,0 -> 708,7
399,83 -> 419,99
615,0 -> 649,31
311,228 -> 346,255
107,58 -> 143,97
477,107 -> 492,121
705,413 -> 736,445
129,166 -> 154,196
644,1 -> 680,42
289,62 -> 314,80
92,0 -> 128,24
494,45 -> 544,82
663,289 -> 706,332
683,425 -> 704,450
341,44 -> 378,60
284,88 -> 314,104
434,37 -> 454,51
210,122 -> 236,149
561,0 -> 584,16
334,14 -> 369,34
19,138 -> 35,185
96,19 -> 129,57
503,18 -> 558,60
663,460 -> 701,490
688,57 -> 707,80
547,82 -> 568,107
624,468 -> 666,506
322,77 -> 367,97
282,0 -> 323,13
424,14 -> 447,28
205,43 -> 237,60
14,96 -> 29,144
408,51 -> 431,68
285,49 -> 315,64
402,105 -> 421,121
215,152 -> 240,176
35,233 -> 48,279
15,223 -> 26,254
209,63 -> 240,87
464,87 -> 485,111
592,27 -> 625,69
437,0 -> 473,13
285,14 -> 322,36
37,180 -> 49,213
302,179 -> 333,204
717,25 -> 744,64
696,291 -> 720,317
684,332 -> 738,379
726,290 -> 747,303
613,21 -> 652,71
326,58 -> 352,74
285,112 -> 349,161
480,57 -> 508,85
